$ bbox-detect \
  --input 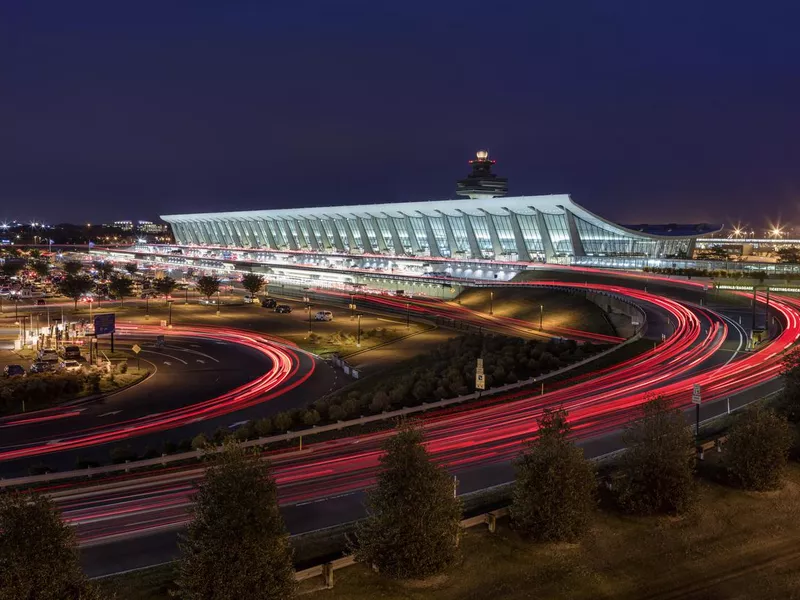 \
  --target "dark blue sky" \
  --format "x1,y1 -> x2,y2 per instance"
3,1 -> 800,228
